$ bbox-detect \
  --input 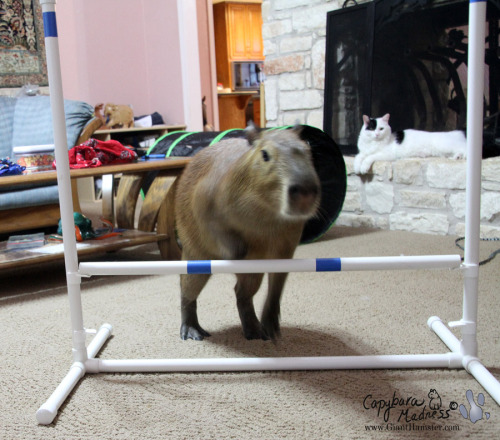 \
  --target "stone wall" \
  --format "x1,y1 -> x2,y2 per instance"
262,0 -> 349,128
339,156 -> 500,237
